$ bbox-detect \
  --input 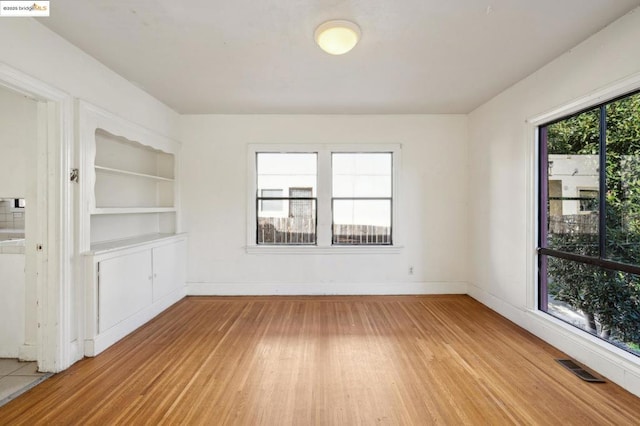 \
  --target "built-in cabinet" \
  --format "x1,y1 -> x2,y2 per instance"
79,101 -> 186,356
85,235 -> 186,356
